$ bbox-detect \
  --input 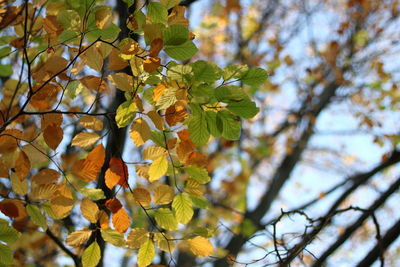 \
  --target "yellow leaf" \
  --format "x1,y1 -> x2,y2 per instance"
72,132 -> 100,149
153,185 -> 174,205
137,239 -> 155,267
81,198 -> 99,223
129,118 -> 151,146
142,146 -> 167,161
66,229 -> 93,247
107,73 -> 134,92
126,228 -> 149,249
112,208 -> 130,234
50,184 -> 74,219
132,188 -> 151,206
30,184 -> 58,200
10,173 -> 28,195
148,155 -> 168,182
79,116 -> 103,131
135,165 -> 149,180
85,46 -> 103,72
154,232 -> 175,252
187,236 -> 213,257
